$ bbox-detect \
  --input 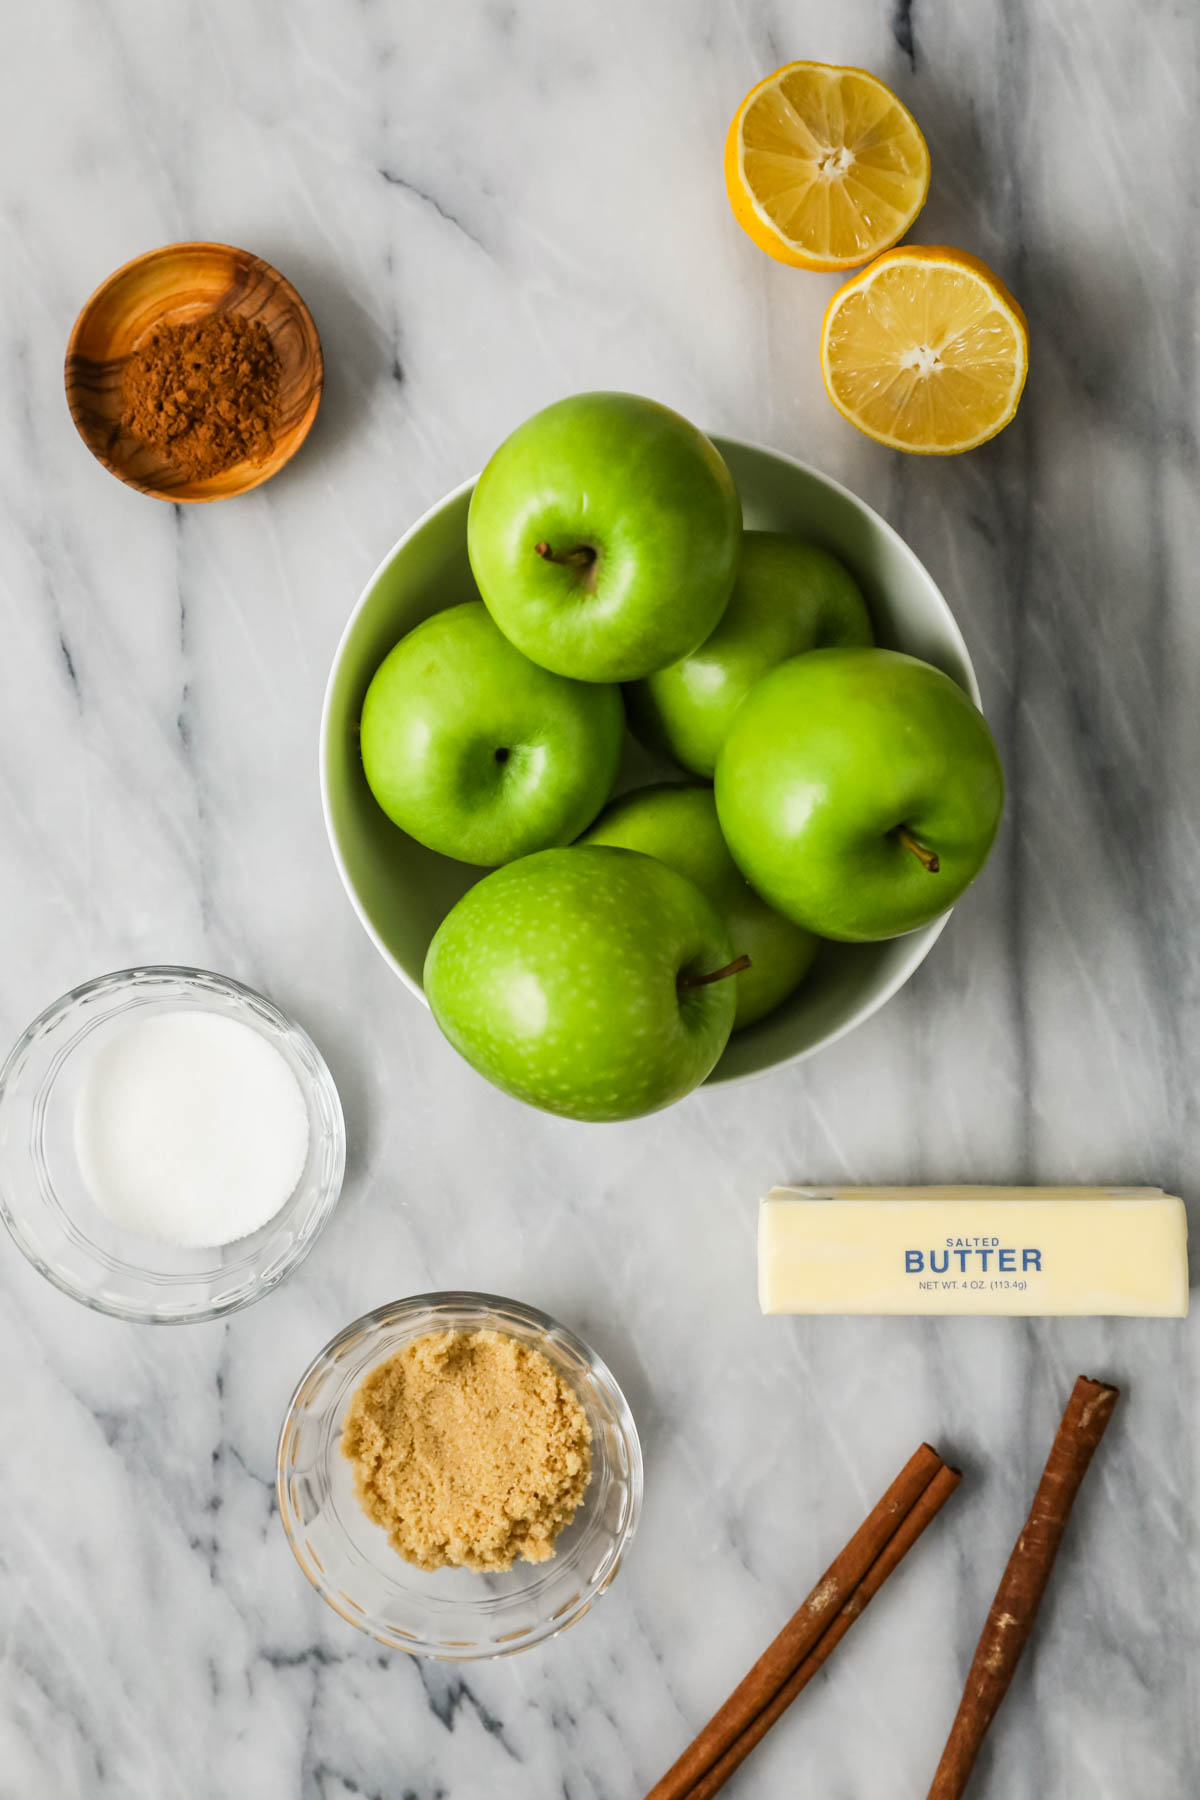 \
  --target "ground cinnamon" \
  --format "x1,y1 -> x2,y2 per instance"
120,311 -> 281,480
925,1375 -> 1120,1799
